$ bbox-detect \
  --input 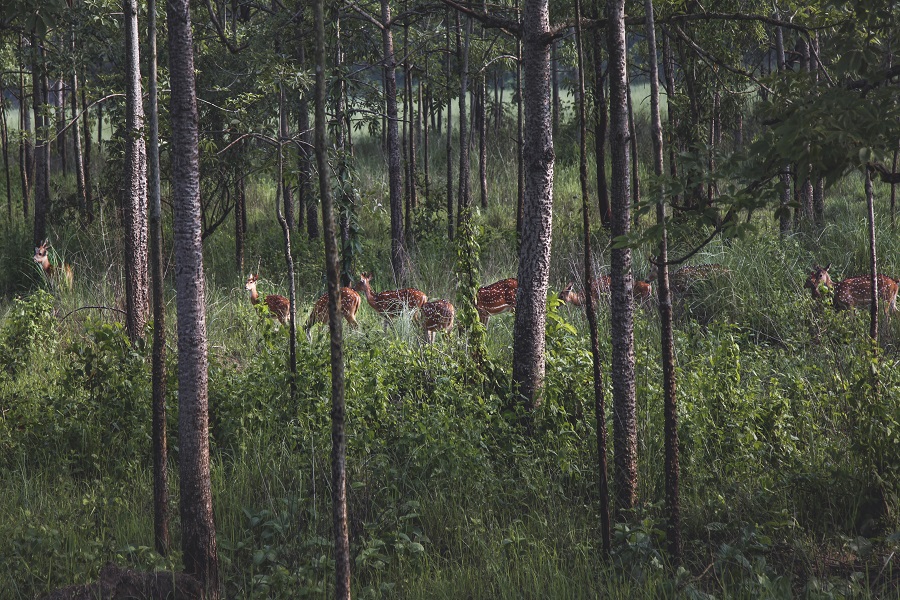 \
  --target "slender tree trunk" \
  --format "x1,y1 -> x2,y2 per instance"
626,79 -> 640,227
811,35 -> 825,226
0,88 -> 10,220
457,15 -> 471,228
515,0 -> 524,240
866,167 -> 878,341
512,0 -> 554,408
147,0 -> 170,556
797,37 -> 813,224
18,62 -> 30,217
298,77 -> 319,239
97,101 -> 102,155
774,26 -> 792,236
70,69 -> 86,216
57,79 -> 68,177
166,0 -> 219,593
446,8 -> 454,241
408,69 -> 418,212
479,73 -> 488,209
124,0 -> 150,341
277,87 -> 298,401
314,0 -> 351,594
574,0 -> 611,554
32,40 -> 49,247
644,0 -> 680,564
607,0 -> 638,514
422,63 -> 430,204
235,174 -> 245,271
335,10 -> 354,286
381,0 -> 408,281
661,31 -> 679,207
278,82 -> 294,232
592,20 -> 611,227
82,86 -> 93,222
402,25 -> 410,241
